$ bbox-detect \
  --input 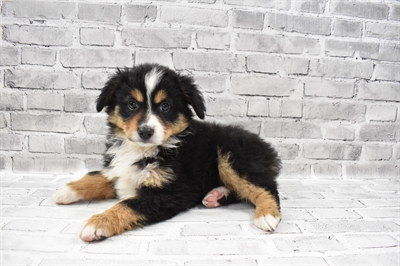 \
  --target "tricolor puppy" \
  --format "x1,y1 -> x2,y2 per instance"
53,63 -> 281,242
